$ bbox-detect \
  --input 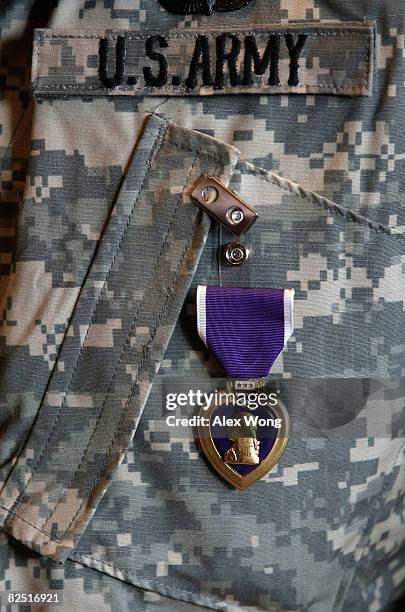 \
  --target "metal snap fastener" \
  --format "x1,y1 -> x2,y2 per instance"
224,242 -> 250,266
190,174 -> 258,237
227,207 -> 244,225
